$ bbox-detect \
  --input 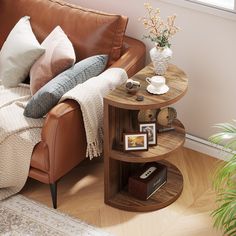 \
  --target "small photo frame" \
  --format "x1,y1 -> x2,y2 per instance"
139,122 -> 157,146
123,133 -> 148,152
